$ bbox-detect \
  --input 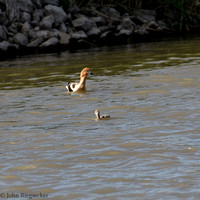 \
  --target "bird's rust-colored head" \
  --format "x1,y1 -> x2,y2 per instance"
80,67 -> 92,78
